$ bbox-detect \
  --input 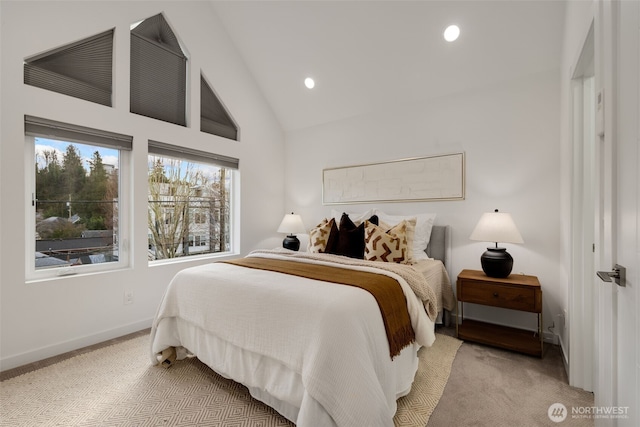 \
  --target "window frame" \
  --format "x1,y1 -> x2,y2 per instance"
25,125 -> 132,281
147,141 -> 237,265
